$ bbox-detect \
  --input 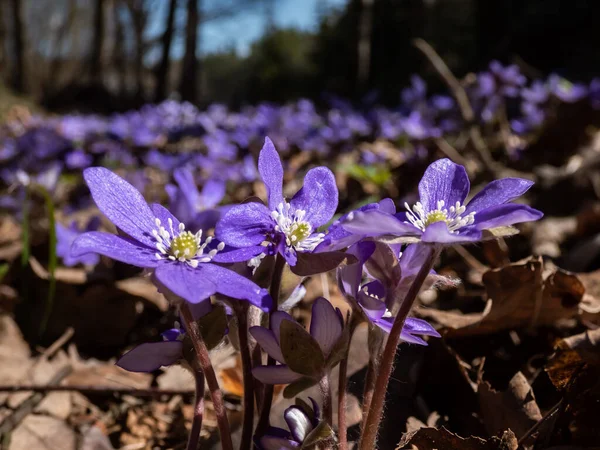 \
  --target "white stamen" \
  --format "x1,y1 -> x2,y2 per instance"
270,200 -> 324,252
404,200 -> 475,233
